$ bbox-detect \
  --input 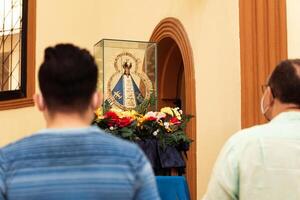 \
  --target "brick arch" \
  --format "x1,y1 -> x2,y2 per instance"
150,17 -> 197,200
